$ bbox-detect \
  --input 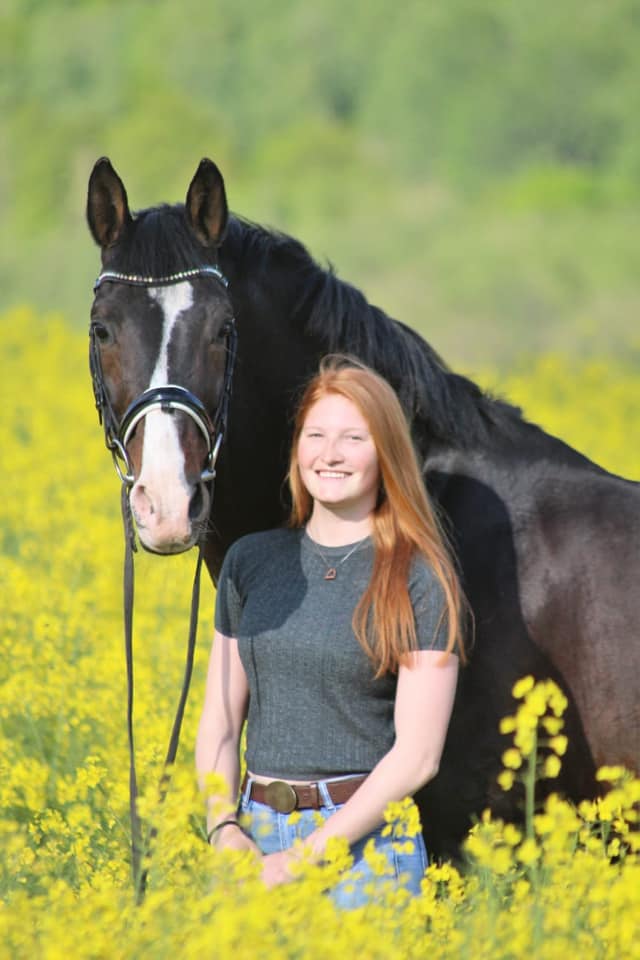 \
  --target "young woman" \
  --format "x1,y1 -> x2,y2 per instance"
195,355 -> 465,908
